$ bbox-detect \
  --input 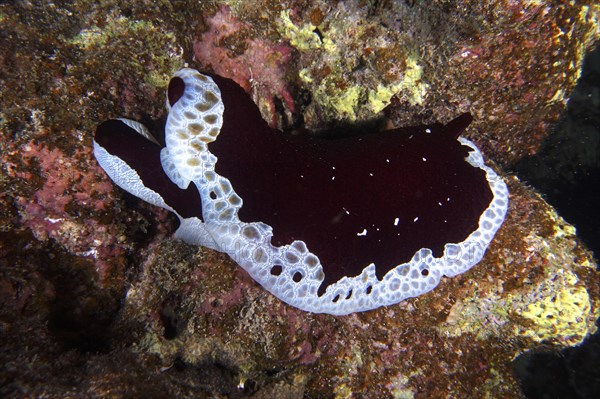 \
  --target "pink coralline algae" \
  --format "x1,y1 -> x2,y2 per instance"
193,5 -> 295,125
6,140 -> 126,281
